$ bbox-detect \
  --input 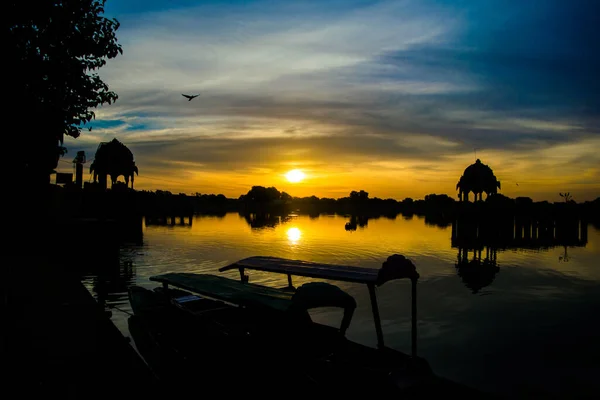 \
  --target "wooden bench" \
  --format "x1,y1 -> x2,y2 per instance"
150,273 -> 294,312
150,272 -> 357,334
